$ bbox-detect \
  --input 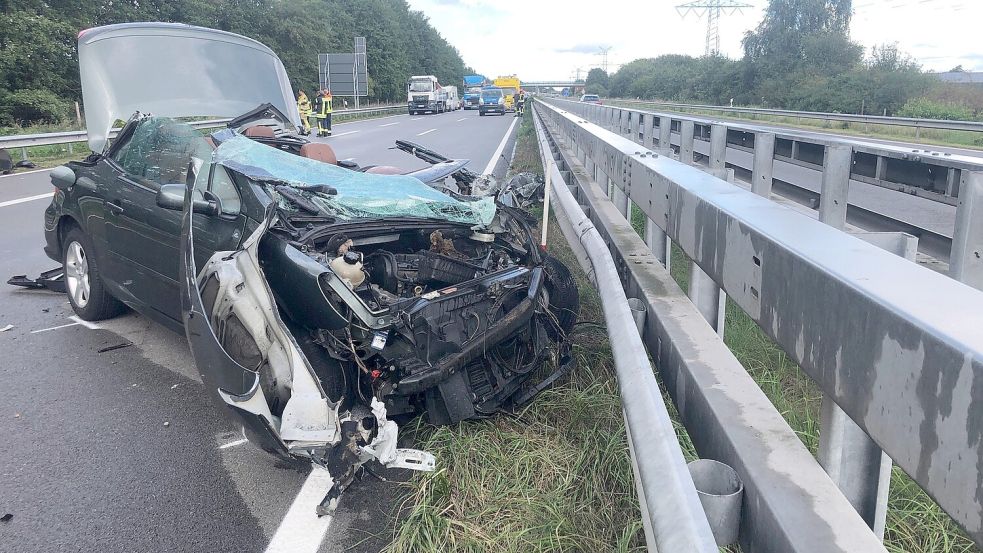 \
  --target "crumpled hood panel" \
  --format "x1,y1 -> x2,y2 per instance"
79,23 -> 300,153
